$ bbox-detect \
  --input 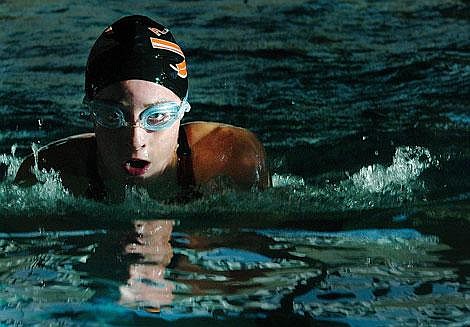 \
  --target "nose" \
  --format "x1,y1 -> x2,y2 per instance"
129,125 -> 147,151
